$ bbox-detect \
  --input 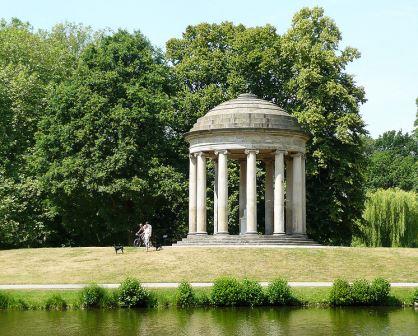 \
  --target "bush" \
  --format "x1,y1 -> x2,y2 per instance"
79,284 -> 107,308
118,277 -> 151,308
210,277 -> 243,306
370,278 -> 390,304
0,291 -> 12,309
413,288 -> 418,303
329,279 -> 352,306
241,279 -> 265,306
45,294 -> 67,310
175,281 -> 197,308
351,279 -> 372,305
265,279 -> 293,305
